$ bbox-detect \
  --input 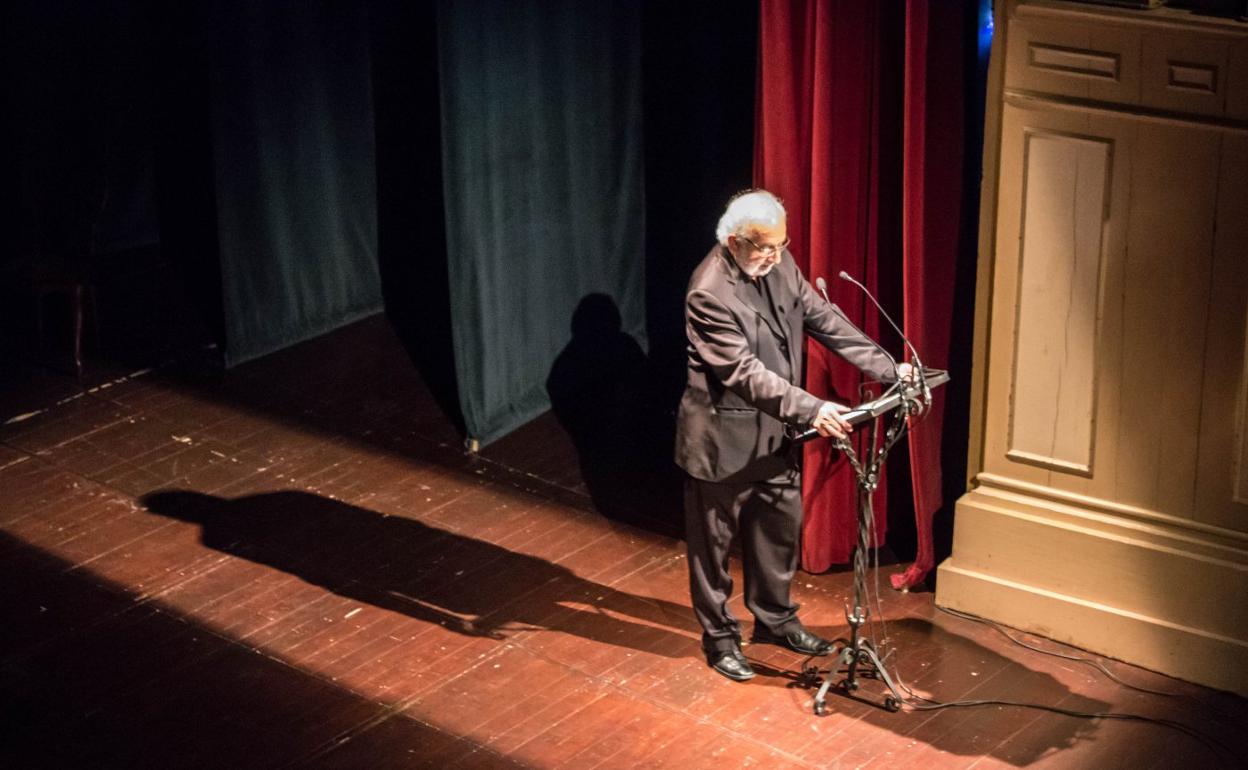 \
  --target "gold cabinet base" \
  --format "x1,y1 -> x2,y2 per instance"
936,486 -> 1248,697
